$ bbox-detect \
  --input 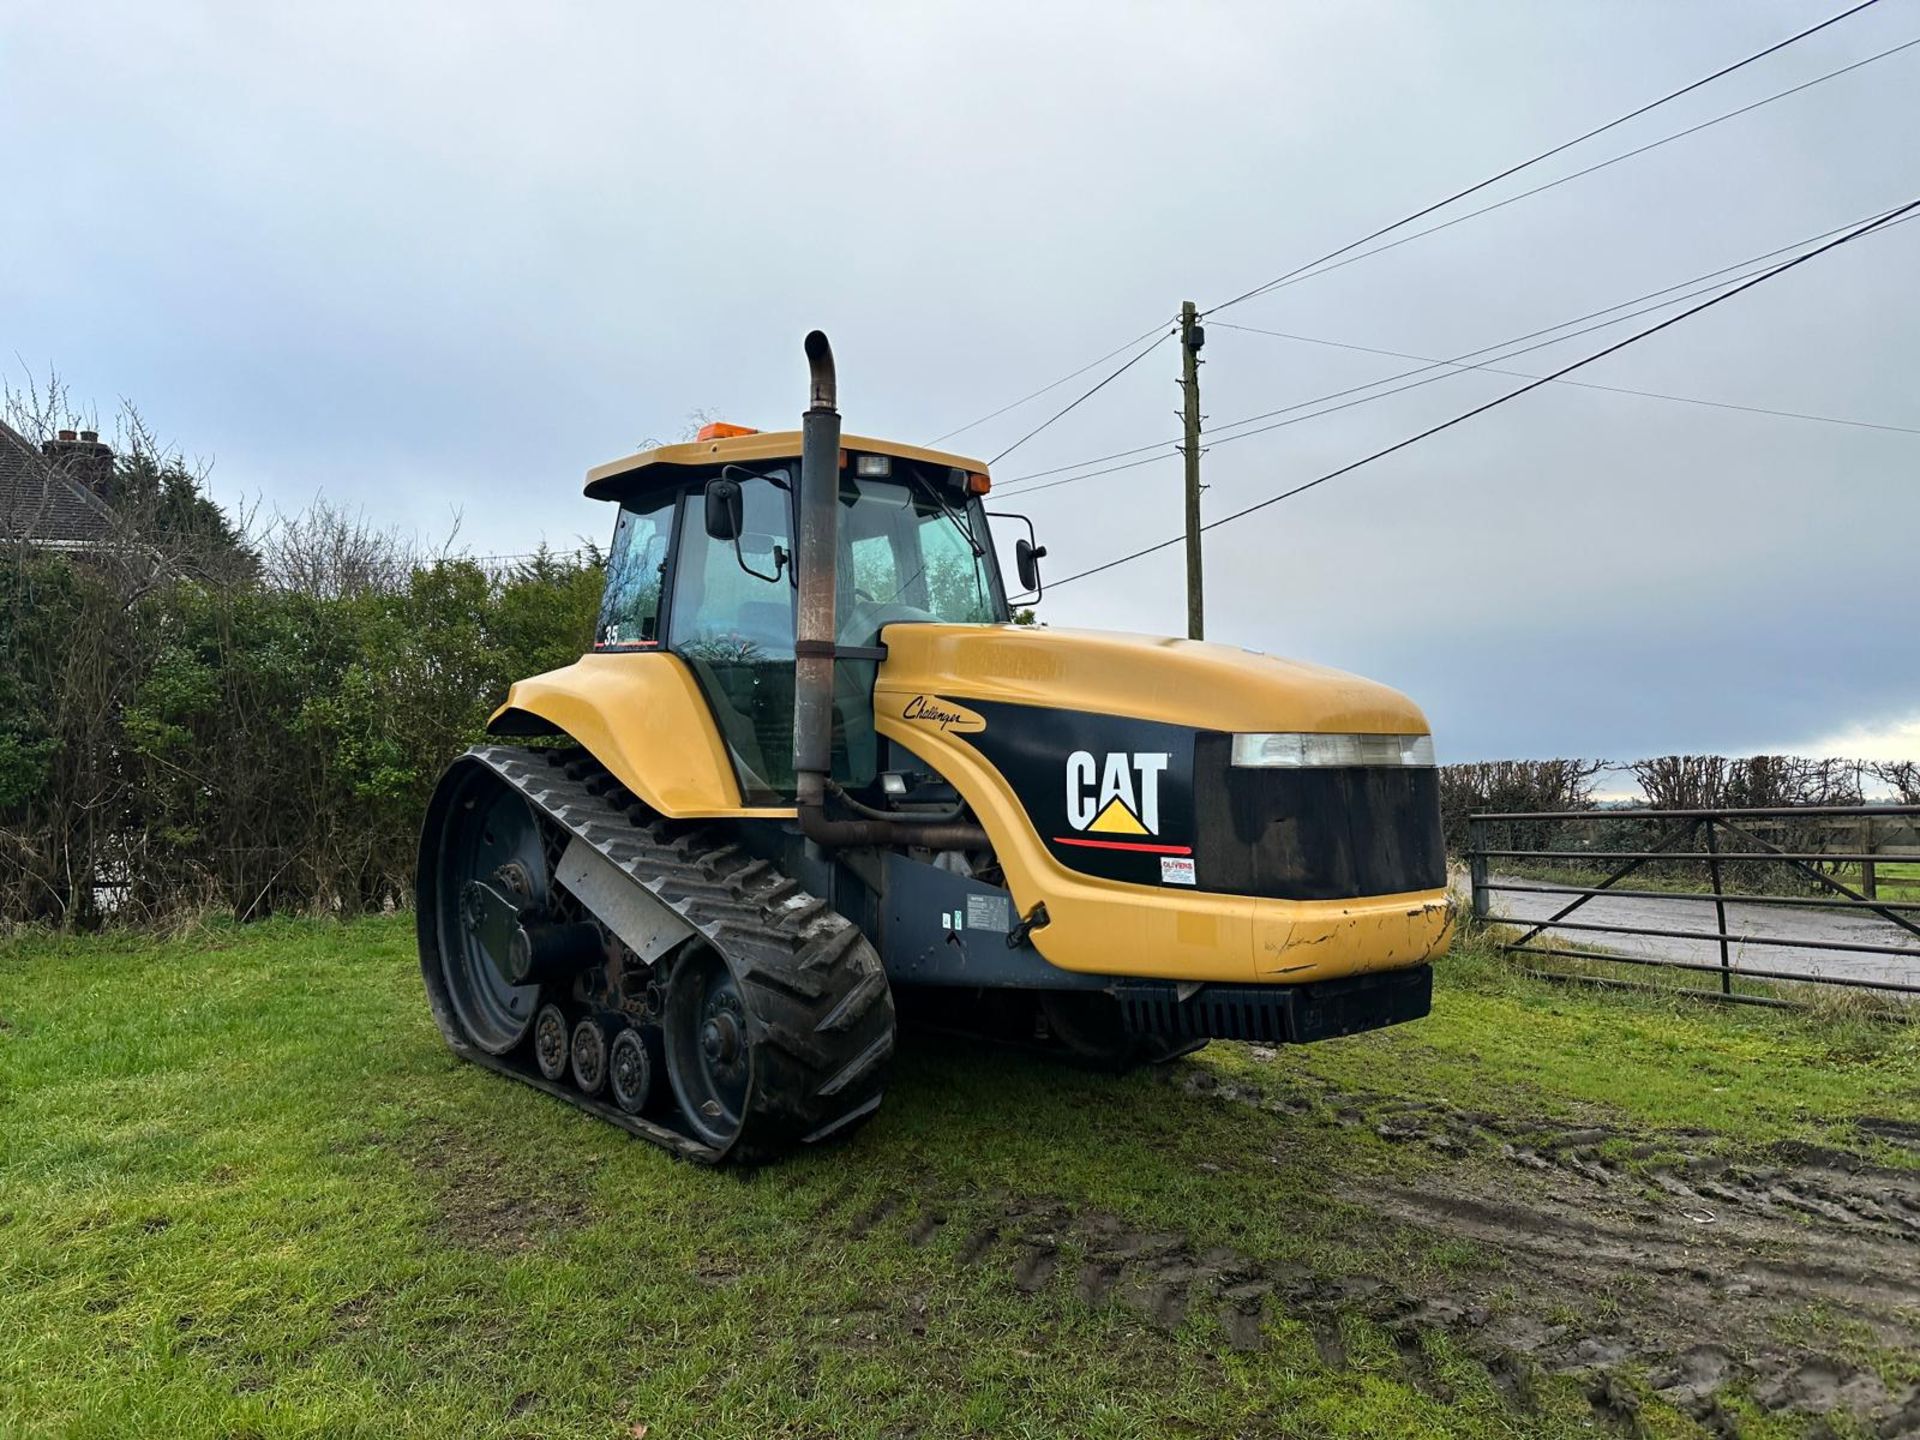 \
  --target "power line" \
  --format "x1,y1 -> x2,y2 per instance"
463,546 -> 597,566
1210,318 -> 1920,438
997,436 -> 1181,487
1049,197 -> 1920,589
927,318 -> 1172,446
1209,33 -> 1920,312
994,201 -> 1915,495
936,0 -> 1888,456
985,328 -> 1174,466
1192,211 -> 1920,452
1203,0 -> 1890,316
999,450 -> 1181,498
